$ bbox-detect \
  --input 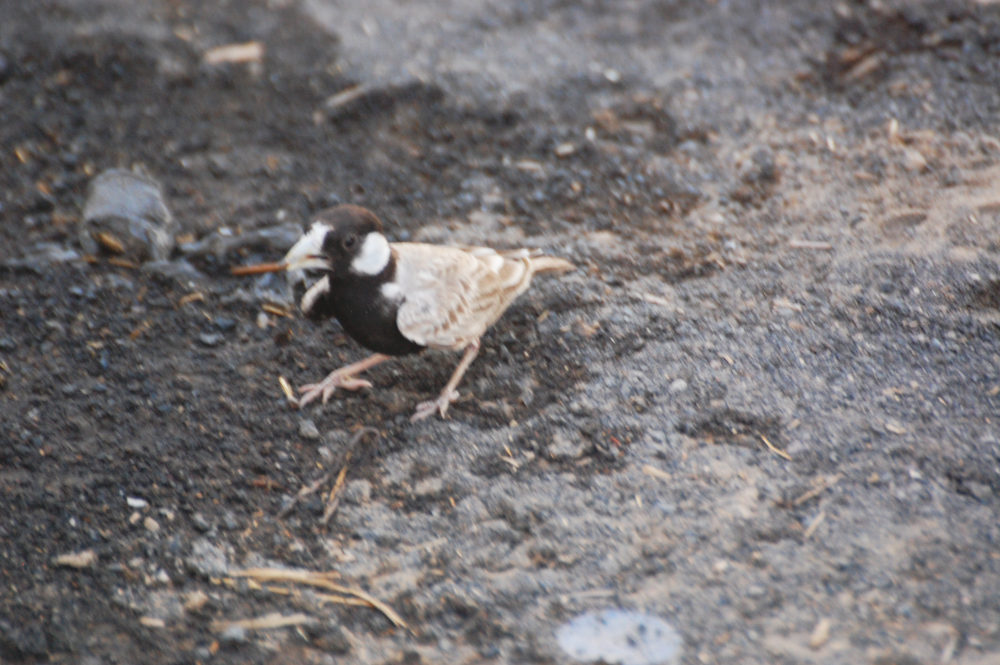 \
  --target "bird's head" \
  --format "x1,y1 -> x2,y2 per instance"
283,205 -> 391,279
